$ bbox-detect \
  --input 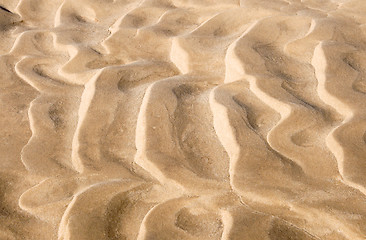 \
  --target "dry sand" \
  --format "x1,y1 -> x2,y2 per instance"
1,0 -> 366,239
